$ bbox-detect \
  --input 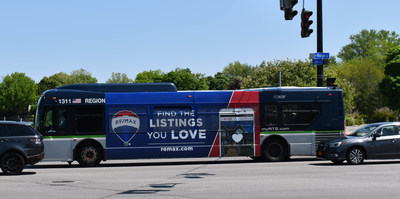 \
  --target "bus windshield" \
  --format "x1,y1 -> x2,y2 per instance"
34,95 -> 44,130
